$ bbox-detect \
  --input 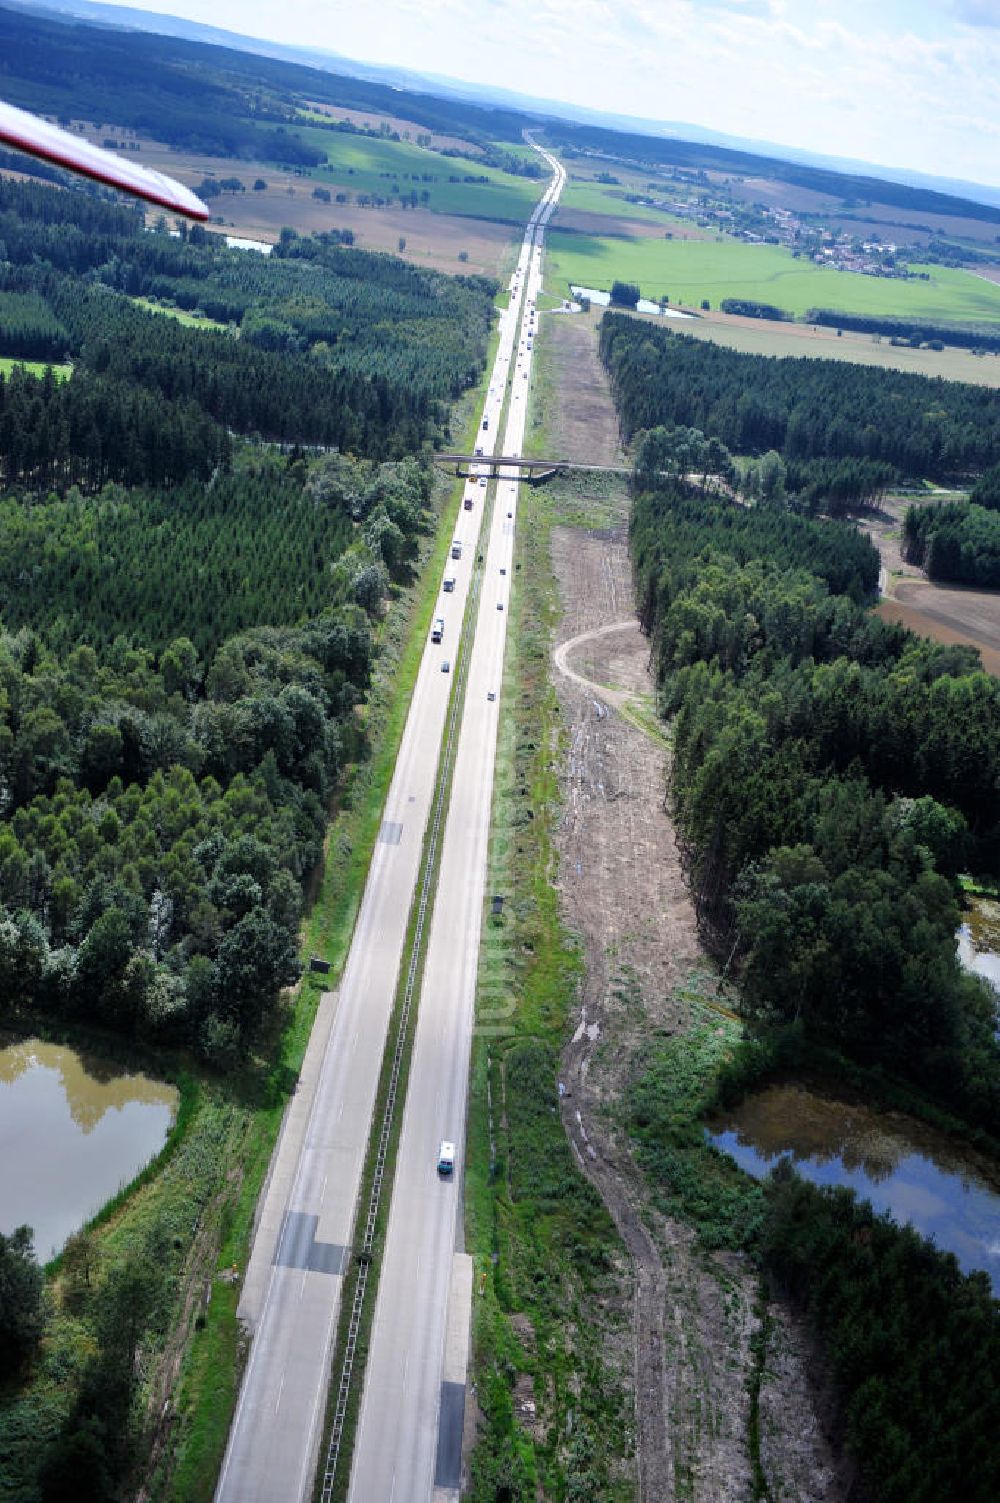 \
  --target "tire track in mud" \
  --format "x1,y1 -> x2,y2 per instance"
553,614 -> 685,1503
